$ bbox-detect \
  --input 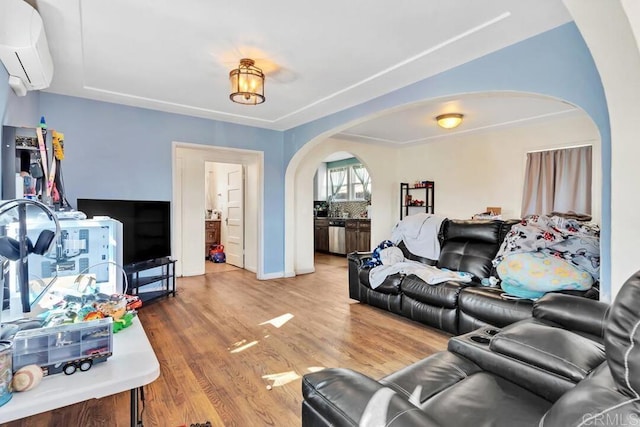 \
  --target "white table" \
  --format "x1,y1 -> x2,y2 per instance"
0,317 -> 160,426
